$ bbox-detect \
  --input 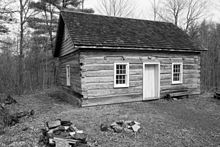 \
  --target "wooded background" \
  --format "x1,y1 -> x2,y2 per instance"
0,0 -> 219,95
